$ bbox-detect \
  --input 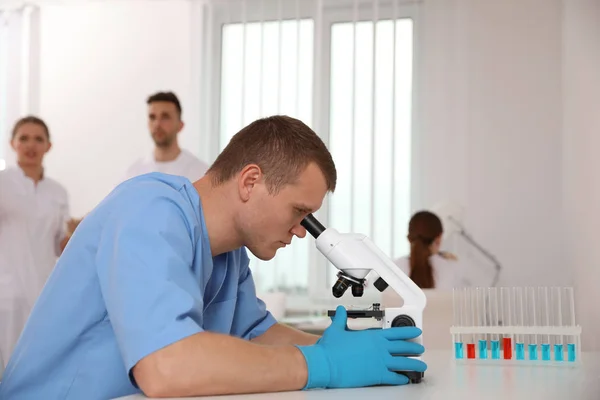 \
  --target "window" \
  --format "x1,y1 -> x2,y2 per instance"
220,18 -> 314,294
220,20 -> 314,140
327,18 -> 414,287
206,0 -> 418,301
